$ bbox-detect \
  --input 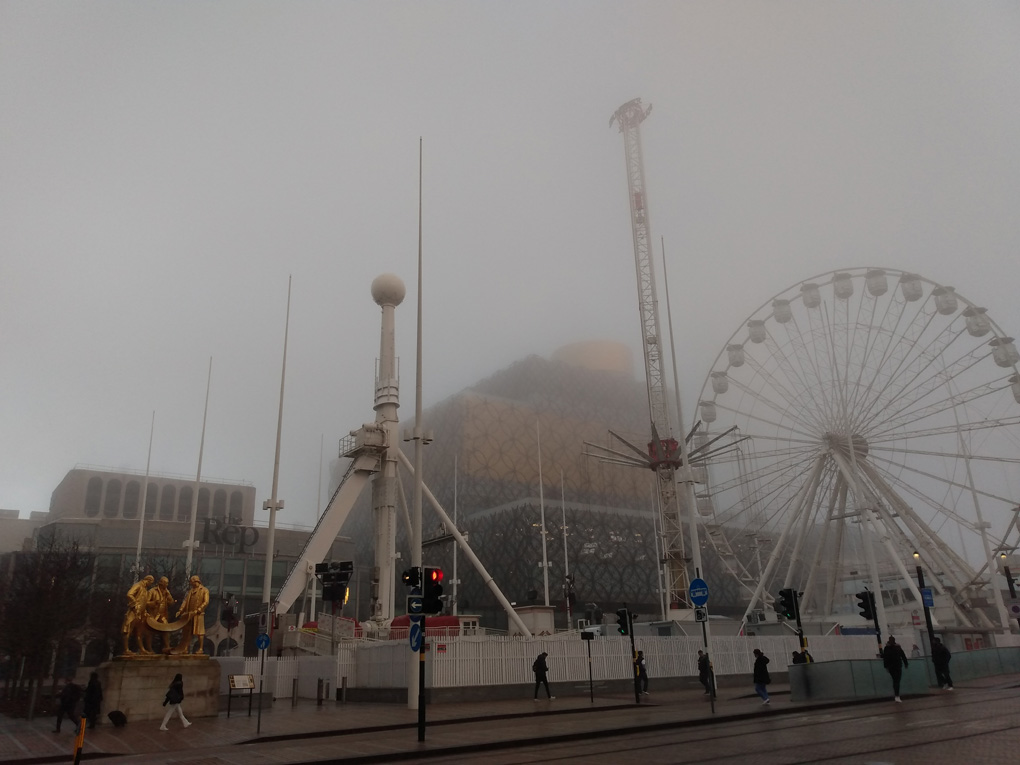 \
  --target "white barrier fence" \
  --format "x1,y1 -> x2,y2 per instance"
243,634 -> 879,698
